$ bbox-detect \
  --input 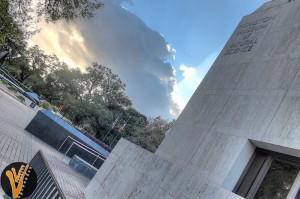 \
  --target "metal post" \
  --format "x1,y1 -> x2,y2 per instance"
58,137 -> 69,152
103,115 -> 120,141
110,134 -> 119,147
92,155 -> 99,166
64,142 -> 74,159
